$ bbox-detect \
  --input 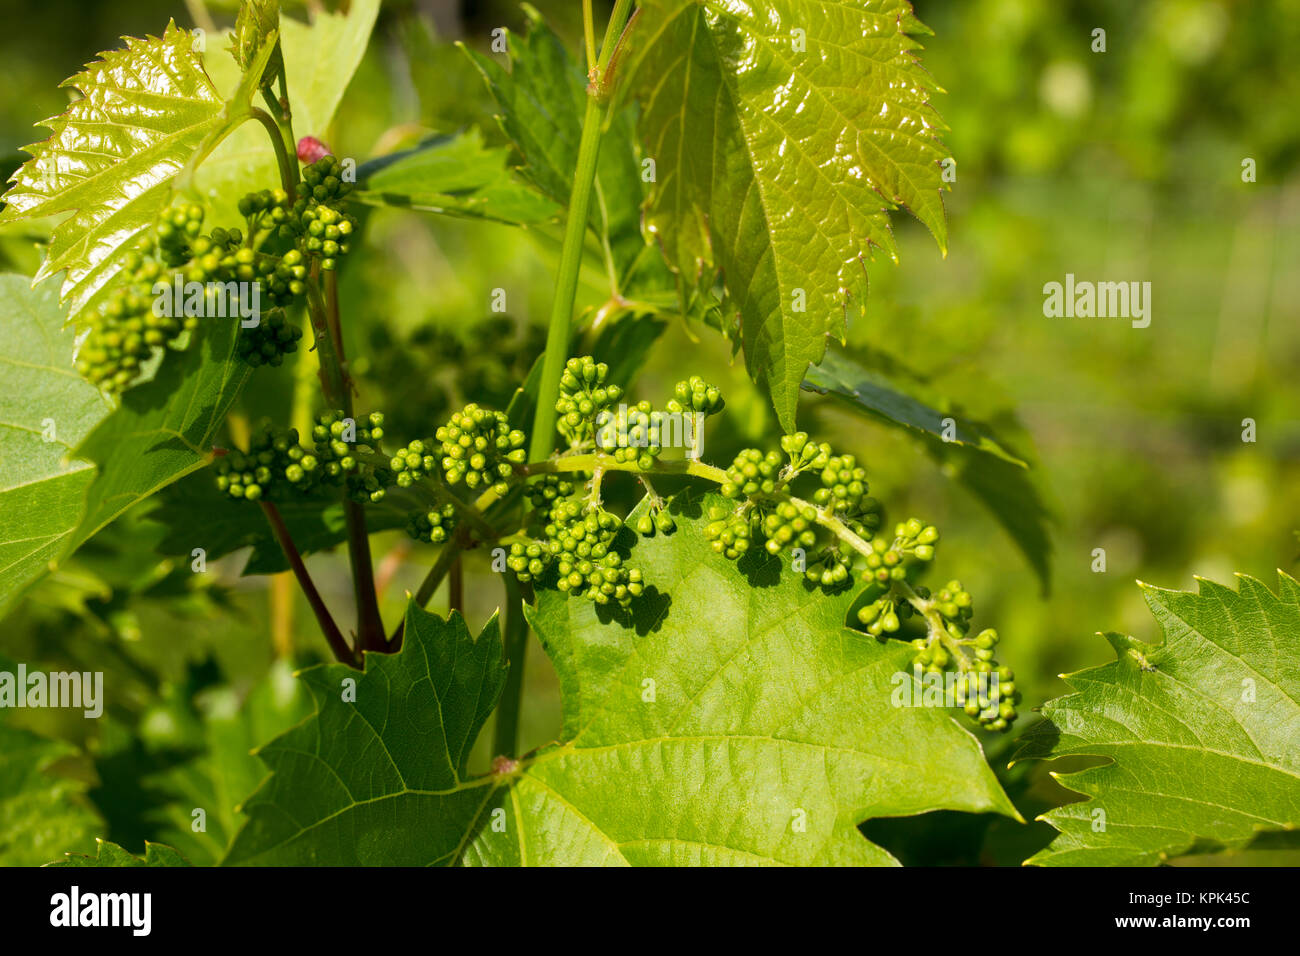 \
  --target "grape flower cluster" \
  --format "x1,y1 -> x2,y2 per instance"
77,155 -> 358,394
210,356 -> 1017,729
